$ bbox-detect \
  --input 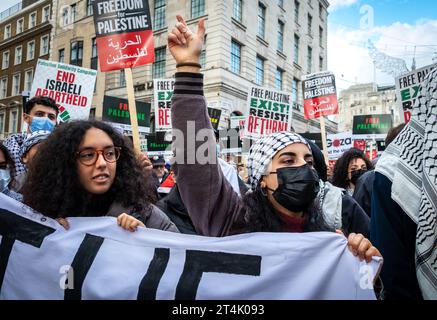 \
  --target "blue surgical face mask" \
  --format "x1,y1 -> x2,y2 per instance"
0,169 -> 11,192
30,116 -> 55,132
